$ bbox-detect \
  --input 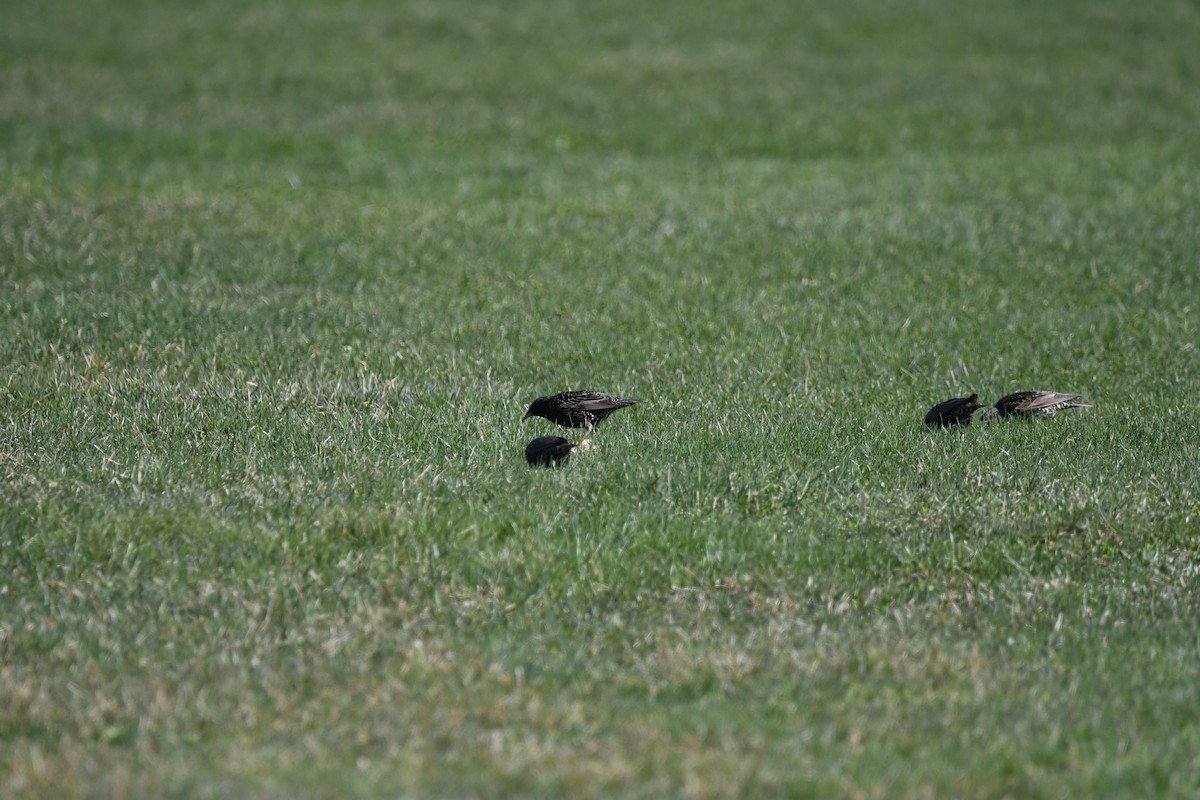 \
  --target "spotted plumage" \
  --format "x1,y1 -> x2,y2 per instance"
925,393 -> 984,428
525,436 -> 578,467
980,391 -> 1090,422
522,390 -> 640,433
